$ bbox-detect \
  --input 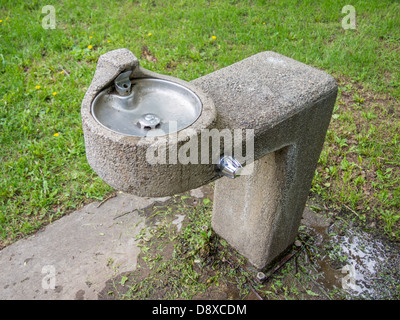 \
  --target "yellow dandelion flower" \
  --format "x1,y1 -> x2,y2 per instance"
60,70 -> 64,74
148,33 -> 152,36
88,45 -> 93,50
0,20 -> 3,23
262,22 -> 266,25
52,92 -> 57,96
35,85 -> 41,89
89,36 -> 93,39
211,36 -> 217,40
53,133 -> 59,137
107,40 -> 111,43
